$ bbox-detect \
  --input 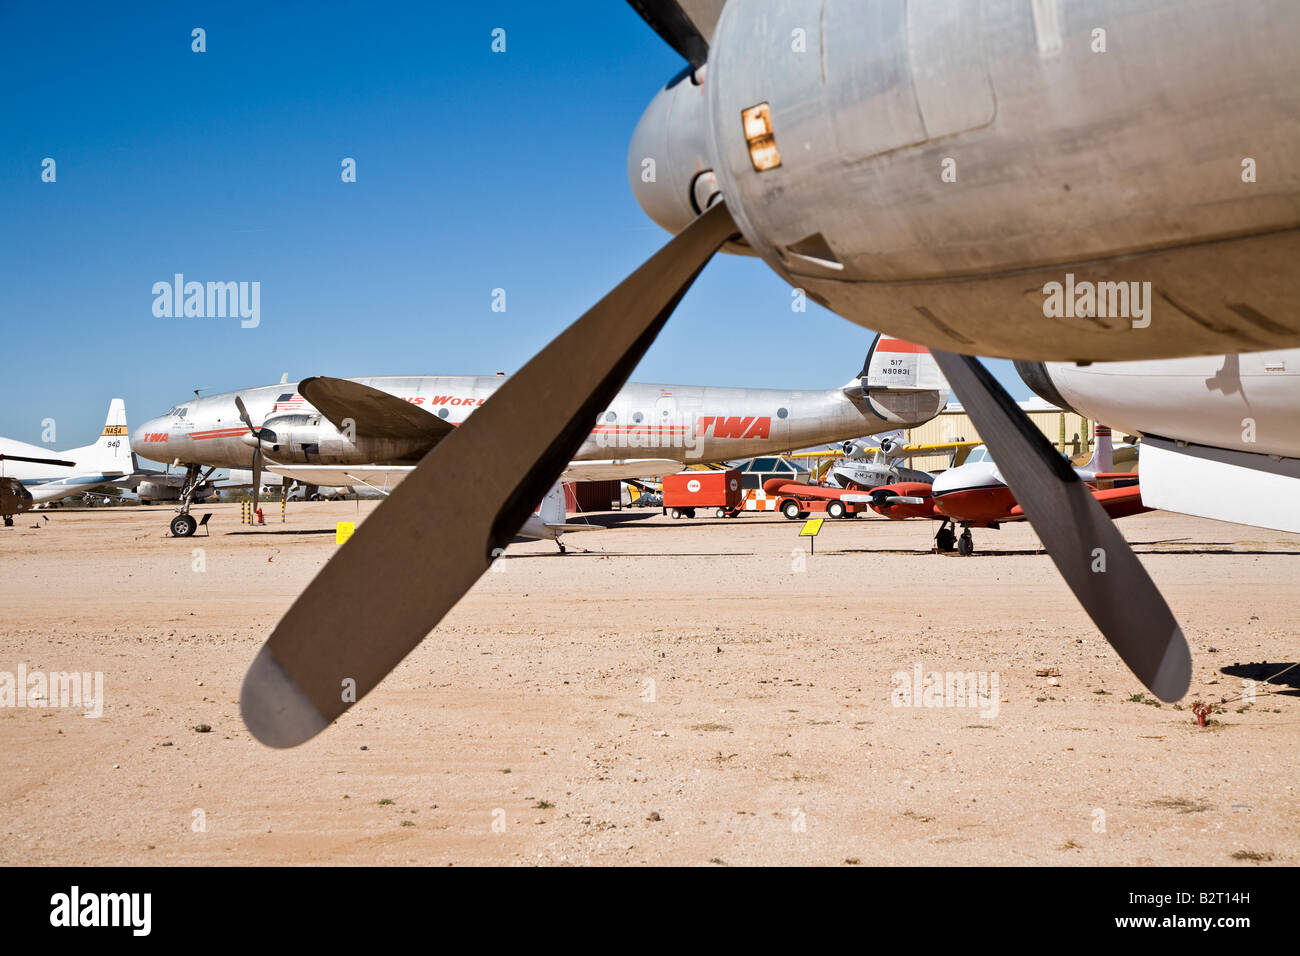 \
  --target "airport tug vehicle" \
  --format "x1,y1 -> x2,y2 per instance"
662,468 -> 744,519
